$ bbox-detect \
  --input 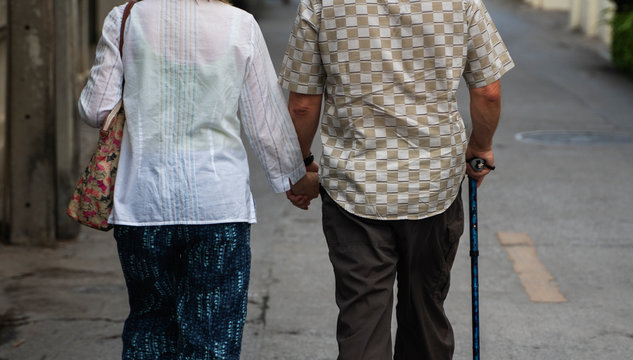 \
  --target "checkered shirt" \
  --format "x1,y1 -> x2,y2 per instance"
280,0 -> 515,220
